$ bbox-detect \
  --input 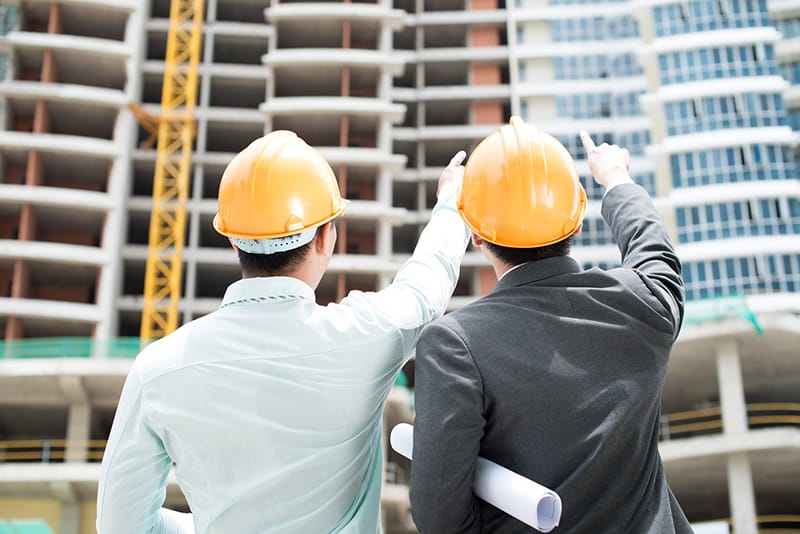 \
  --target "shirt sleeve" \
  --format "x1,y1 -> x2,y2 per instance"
410,320 -> 485,534
97,362 -> 193,534
337,182 -> 470,355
